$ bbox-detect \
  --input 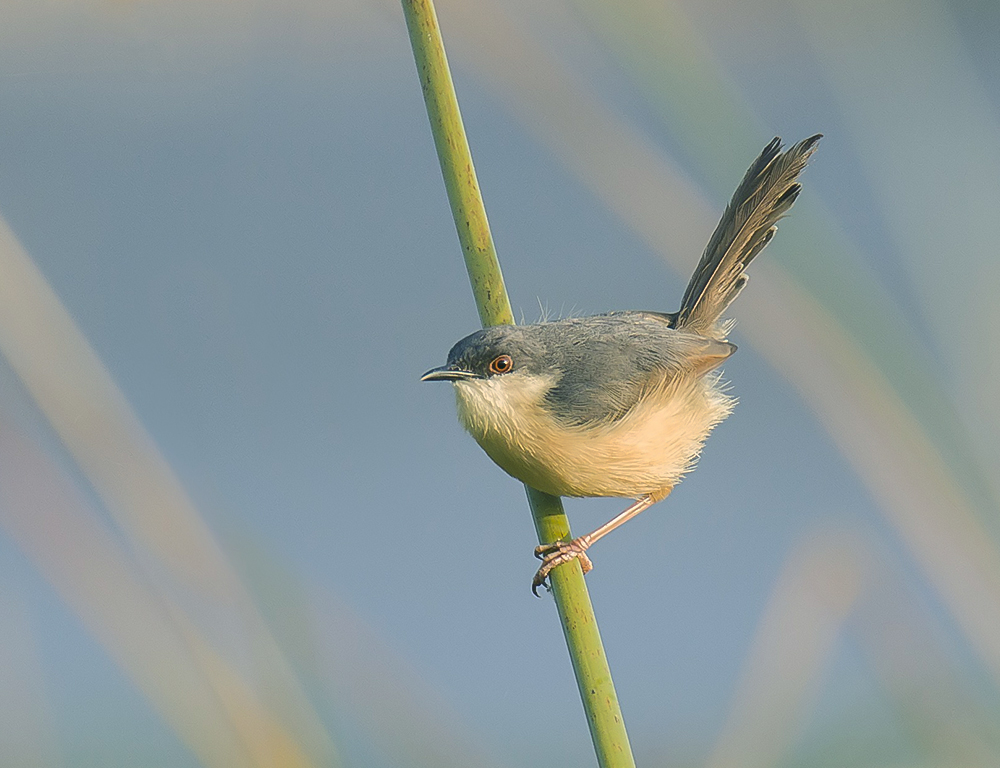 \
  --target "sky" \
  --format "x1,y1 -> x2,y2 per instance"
0,1 -> 999,766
